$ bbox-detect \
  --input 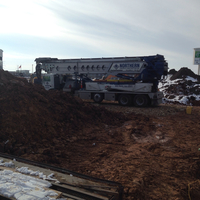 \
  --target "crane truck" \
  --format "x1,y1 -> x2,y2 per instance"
35,54 -> 168,107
